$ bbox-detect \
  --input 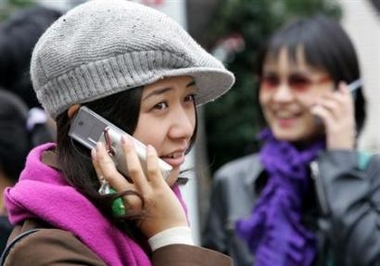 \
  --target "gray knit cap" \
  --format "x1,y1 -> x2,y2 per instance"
31,0 -> 235,119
